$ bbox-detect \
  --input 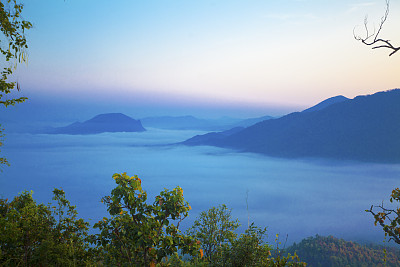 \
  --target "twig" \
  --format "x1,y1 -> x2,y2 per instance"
354,0 -> 399,56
